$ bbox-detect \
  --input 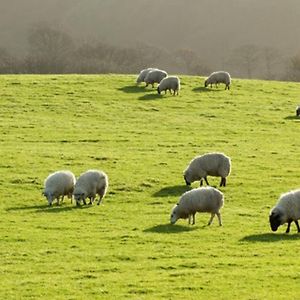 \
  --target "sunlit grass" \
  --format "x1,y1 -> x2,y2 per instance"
1,74 -> 300,299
